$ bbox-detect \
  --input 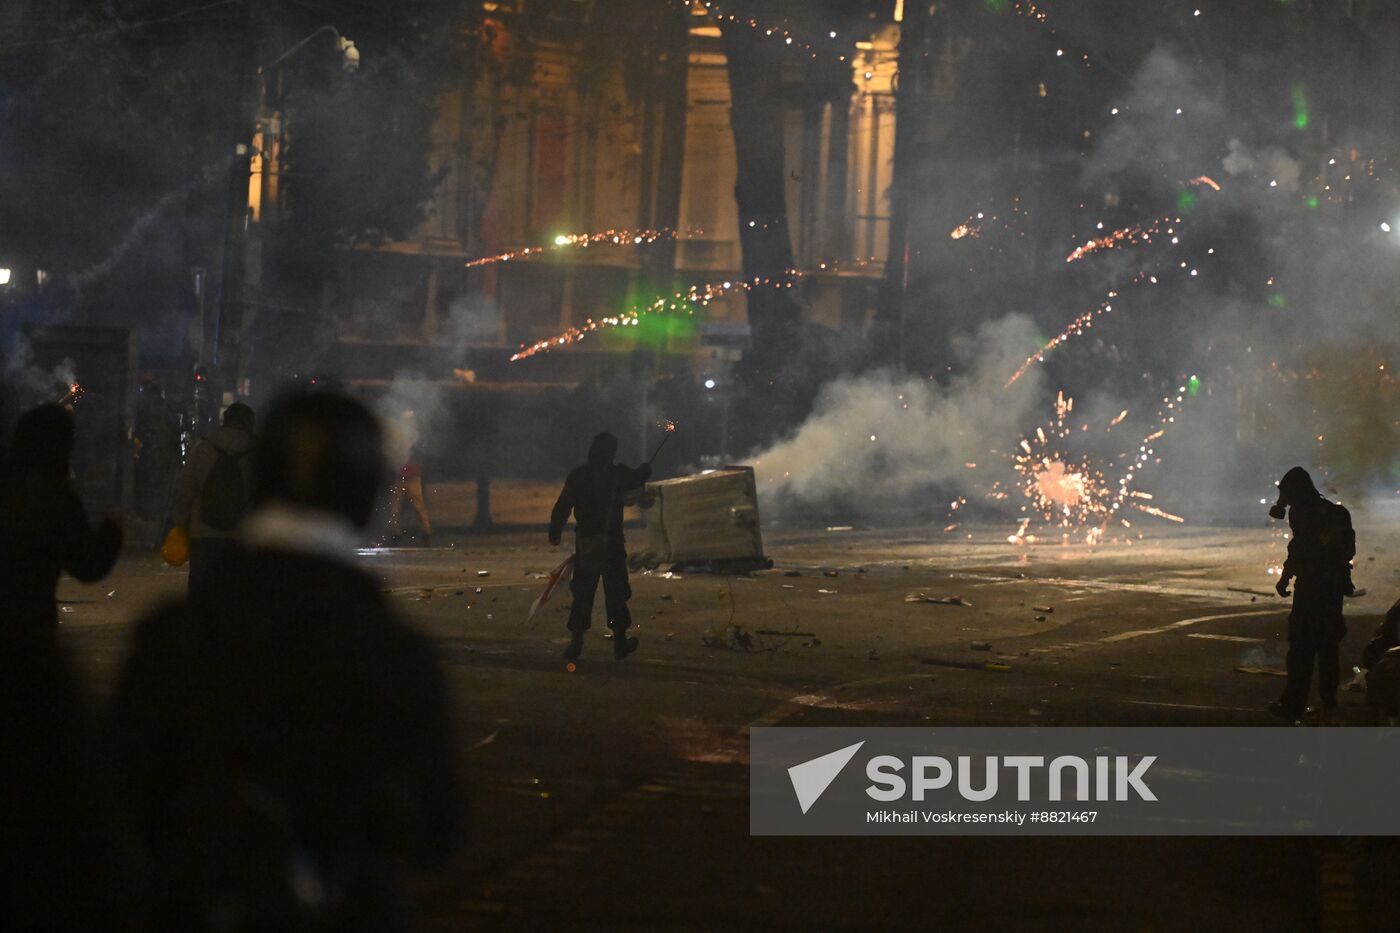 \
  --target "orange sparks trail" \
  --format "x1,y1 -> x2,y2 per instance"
1190,175 -> 1221,191
1065,224 -> 1148,263
1005,290 -> 1120,386
508,257 -> 879,362
1134,503 -> 1185,523
464,227 -> 693,269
